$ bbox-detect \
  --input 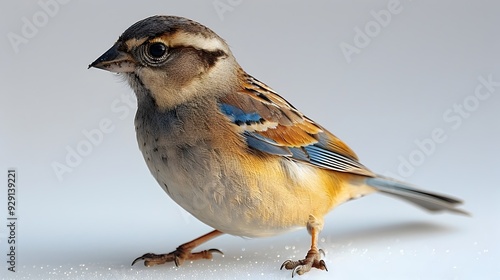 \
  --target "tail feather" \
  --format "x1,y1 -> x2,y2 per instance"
366,176 -> 469,216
